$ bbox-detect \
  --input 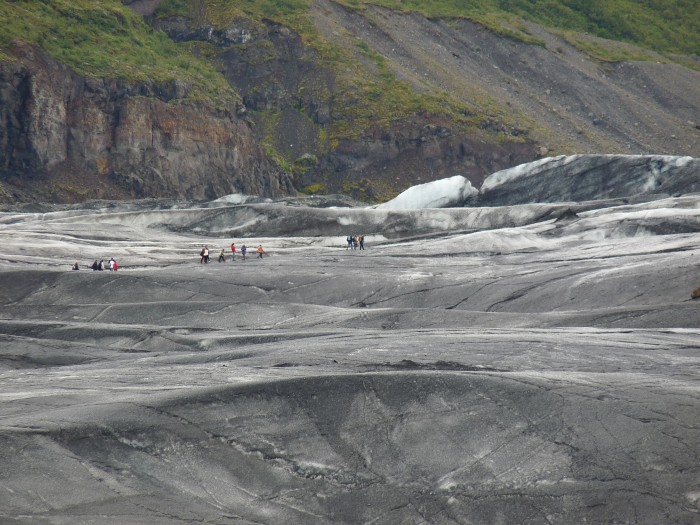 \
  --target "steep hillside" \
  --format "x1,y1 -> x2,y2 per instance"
0,0 -> 698,203
334,0 -> 700,57
151,0 -> 700,198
